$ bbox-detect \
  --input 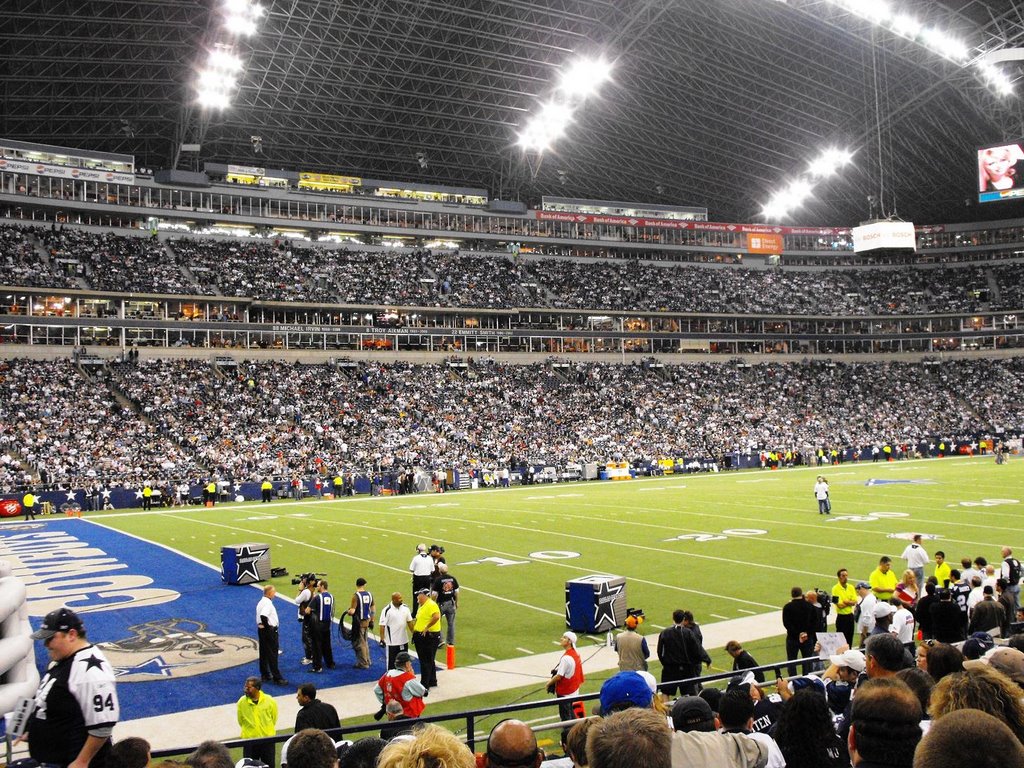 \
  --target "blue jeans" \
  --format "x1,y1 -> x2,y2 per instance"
439,602 -> 456,645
